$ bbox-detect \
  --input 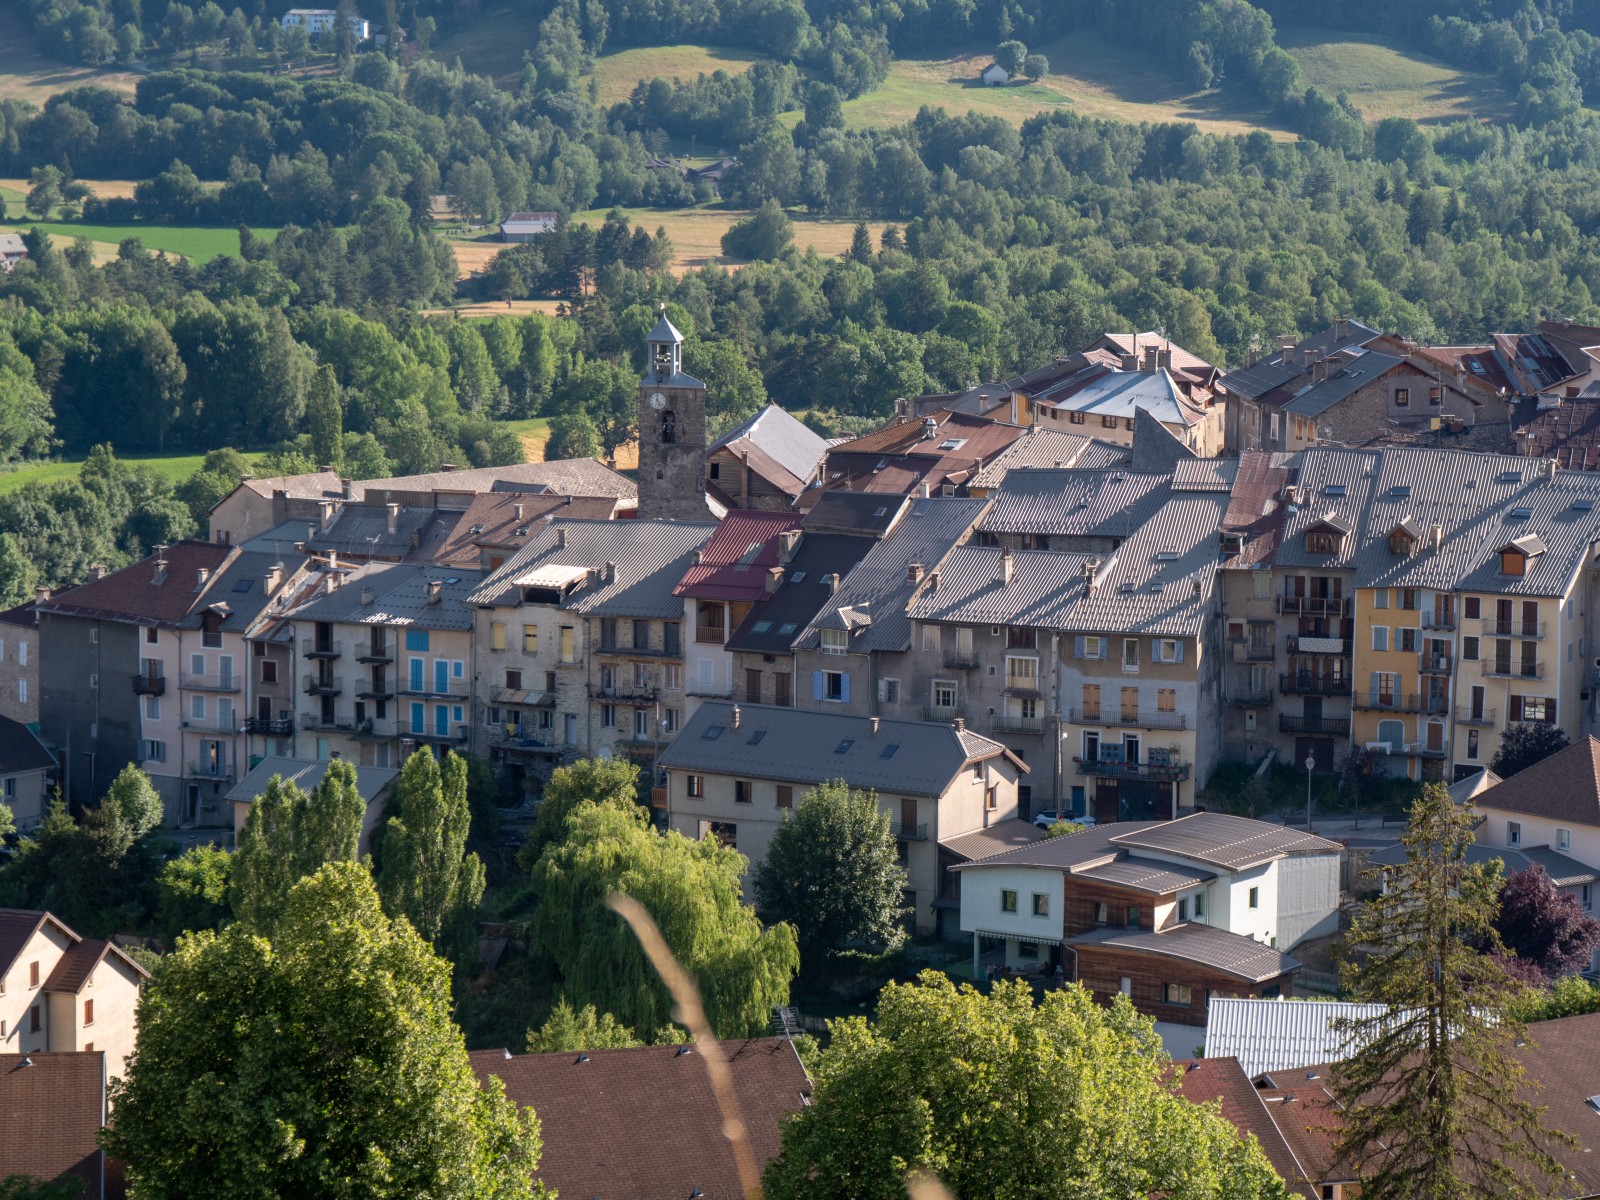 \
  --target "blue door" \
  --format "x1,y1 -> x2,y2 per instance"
409,658 -> 424,692
434,659 -> 449,695
435,704 -> 449,737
